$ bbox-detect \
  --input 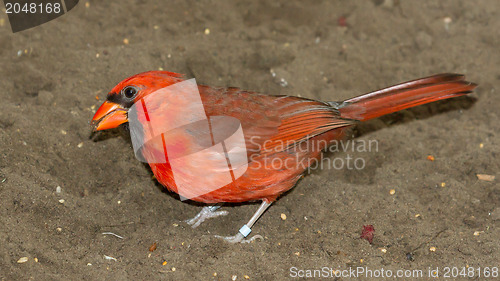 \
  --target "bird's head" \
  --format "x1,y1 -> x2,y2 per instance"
91,71 -> 184,131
